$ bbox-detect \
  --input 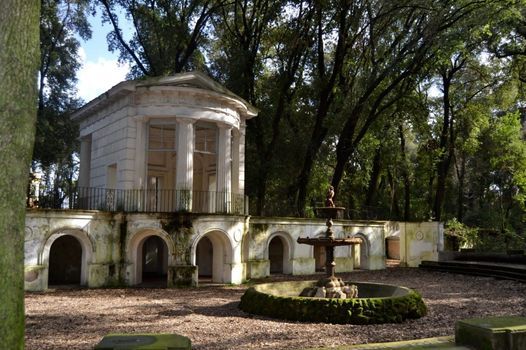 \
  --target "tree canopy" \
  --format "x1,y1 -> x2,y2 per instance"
39,0 -> 526,235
